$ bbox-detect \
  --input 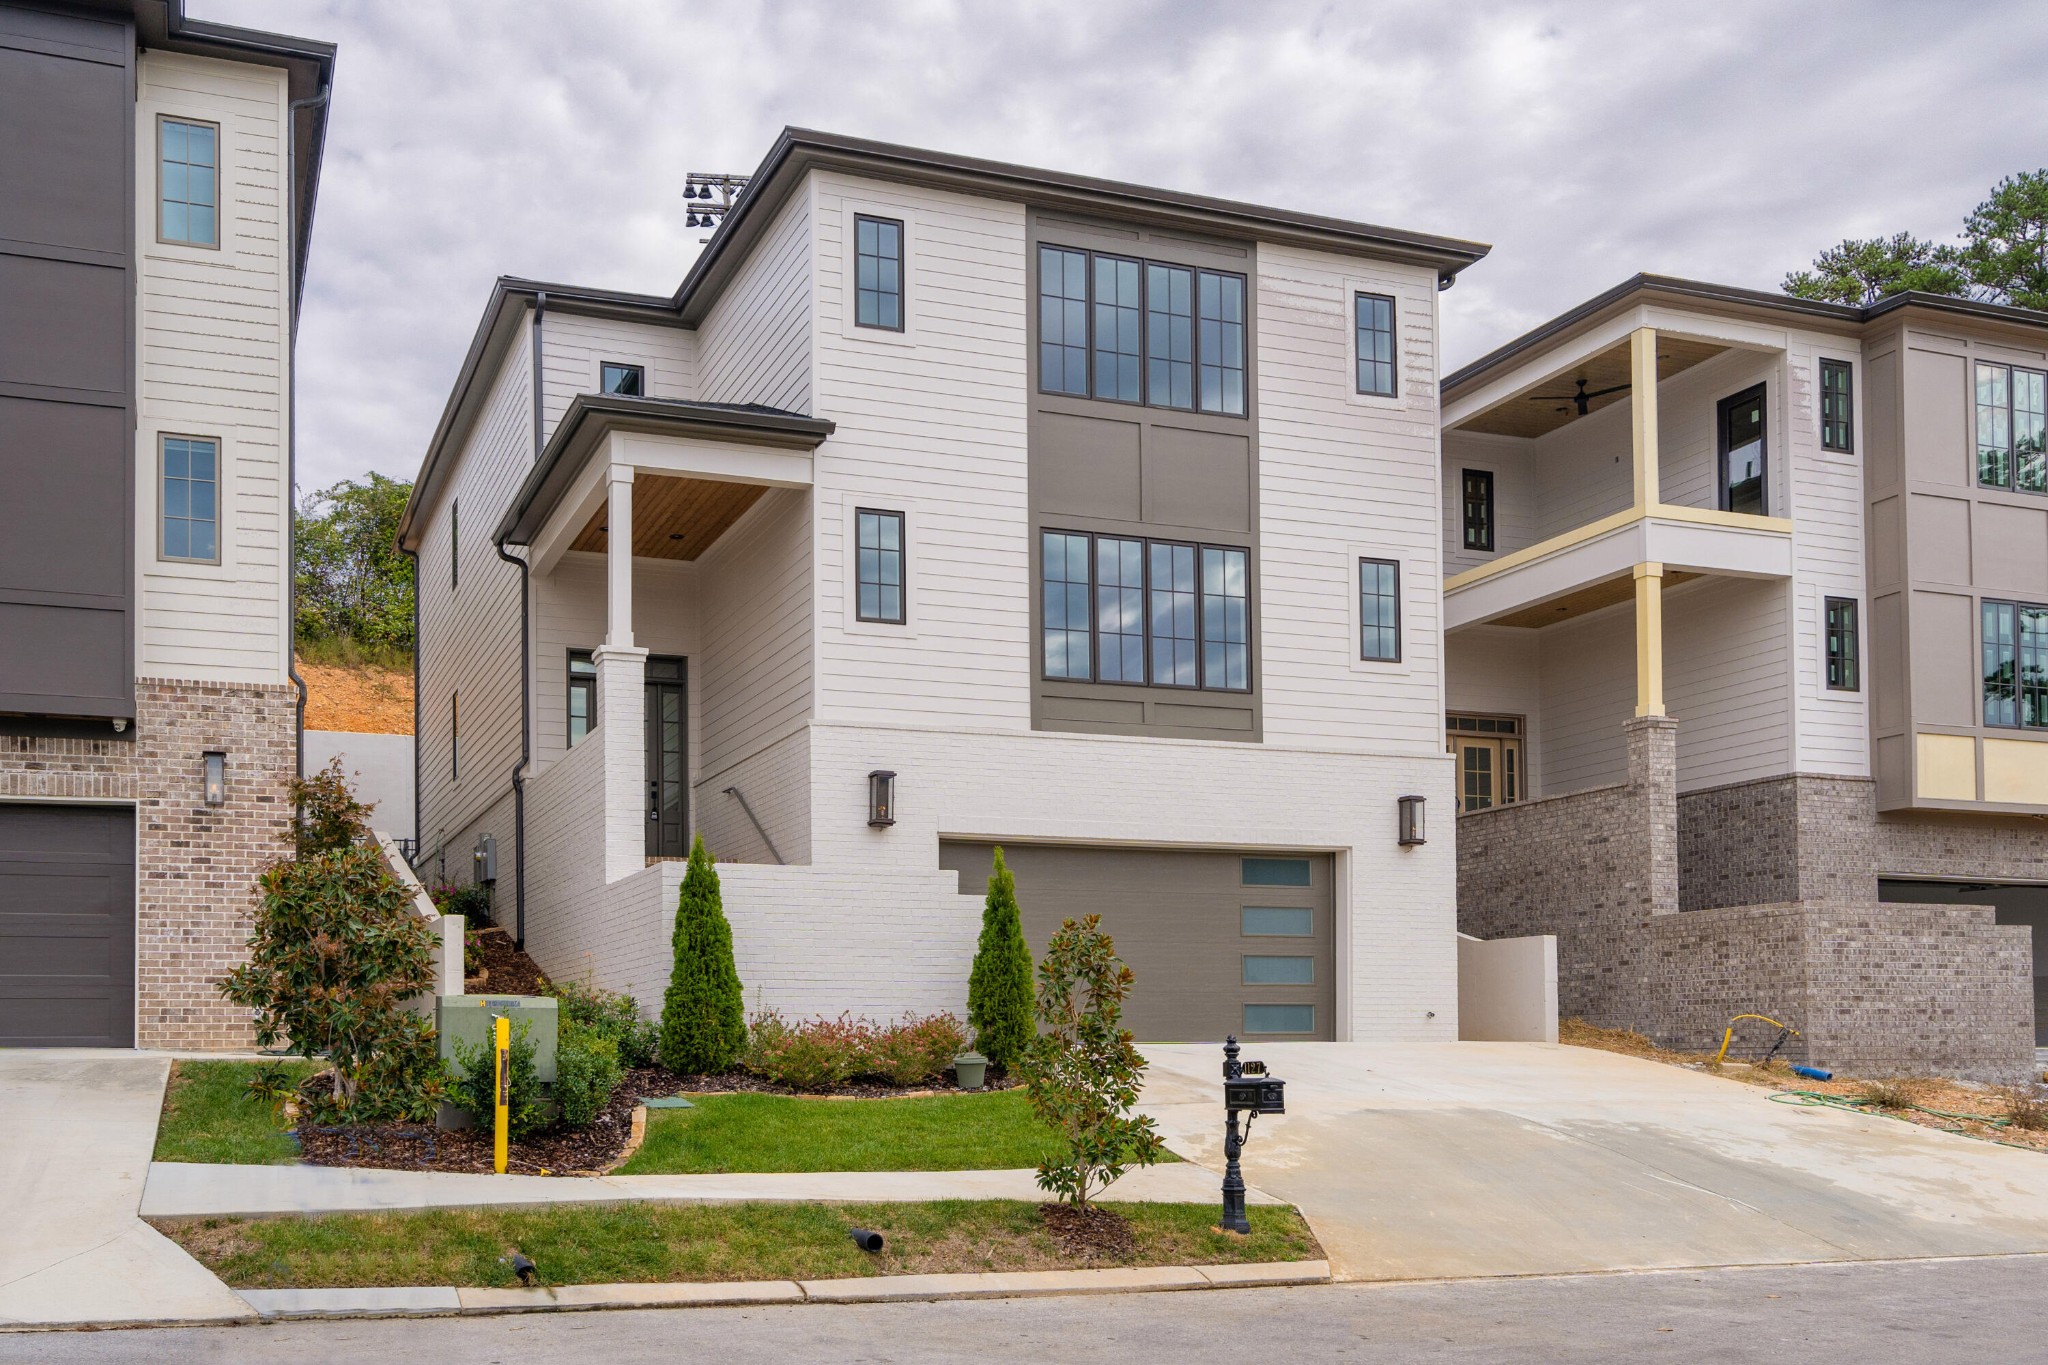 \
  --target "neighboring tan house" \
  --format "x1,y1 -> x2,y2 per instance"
1442,274 -> 2043,1081
0,0 -> 332,1048
398,128 -> 1490,1044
